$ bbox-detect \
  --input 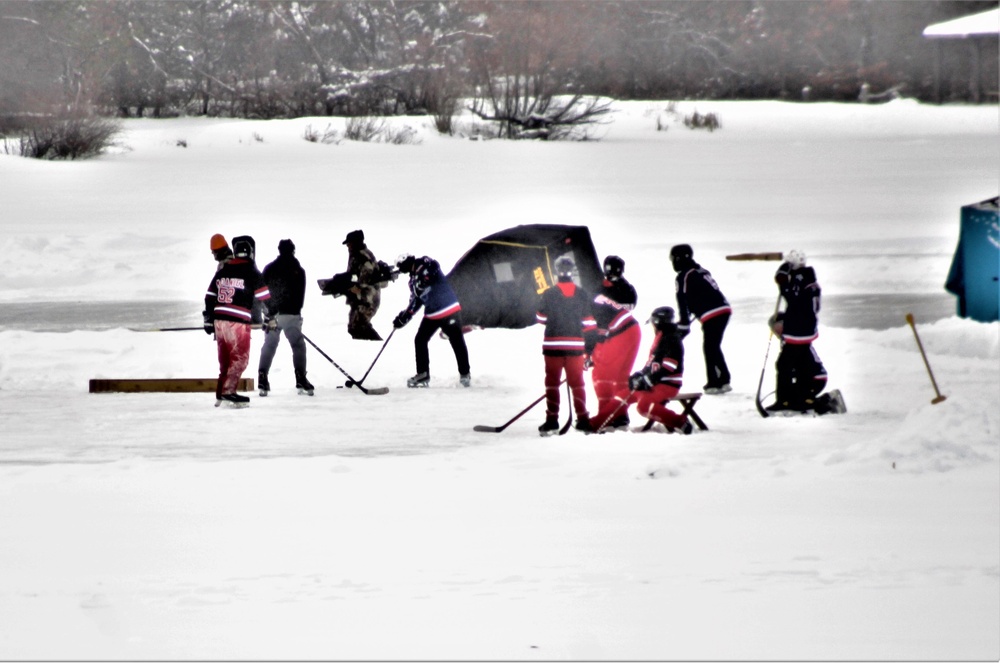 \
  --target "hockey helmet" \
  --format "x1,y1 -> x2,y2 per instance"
603,255 -> 625,281
669,244 -> 693,261
786,249 -> 806,269
669,244 -> 693,271
232,235 -> 256,261
553,256 -> 576,282
647,305 -> 676,331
